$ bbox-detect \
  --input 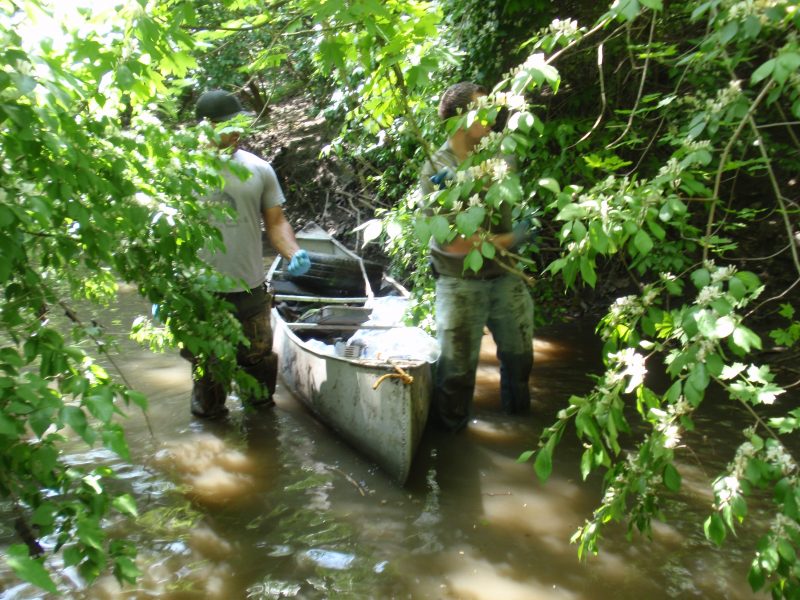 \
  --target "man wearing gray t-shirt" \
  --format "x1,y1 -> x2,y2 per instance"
187,89 -> 311,419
